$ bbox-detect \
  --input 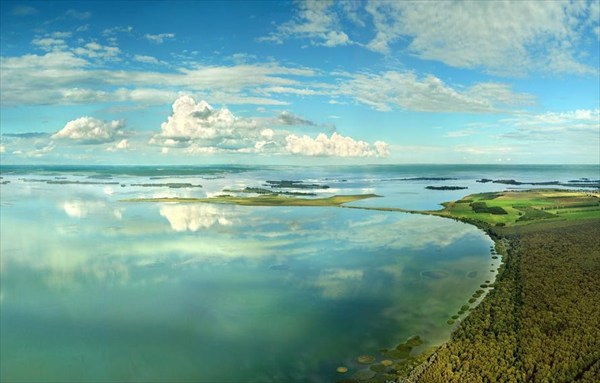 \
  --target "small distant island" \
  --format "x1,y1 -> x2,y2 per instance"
222,186 -> 317,196
264,180 -> 330,189
397,177 -> 458,181
129,182 -> 203,189
476,178 -> 600,188
425,186 -> 468,191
